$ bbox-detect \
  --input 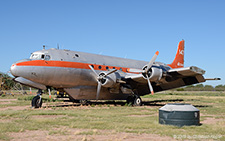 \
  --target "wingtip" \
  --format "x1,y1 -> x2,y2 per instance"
156,51 -> 159,55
